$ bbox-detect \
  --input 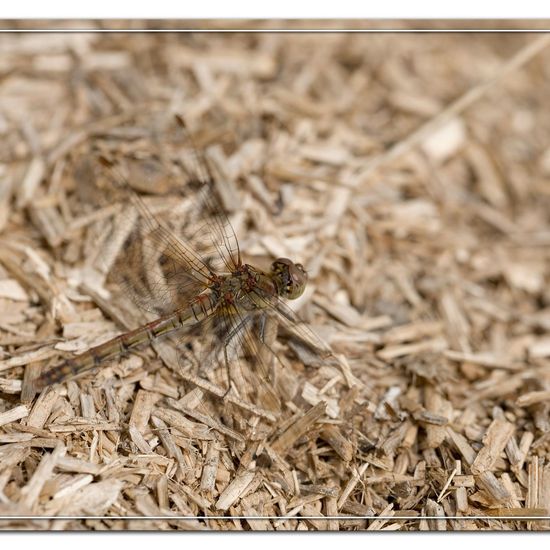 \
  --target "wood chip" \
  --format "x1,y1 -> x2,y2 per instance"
129,389 -> 157,432
0,279 -> 28,301
200,441 -> 220,493
19,443 -> 66,509
25,386 -> 59,428
216,471 -> 256,511
319,425 -> 353,462
271,402 -> 326,455
0,404 -> 30,427
472,419 -> 515,474
516,390 -> 550,408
